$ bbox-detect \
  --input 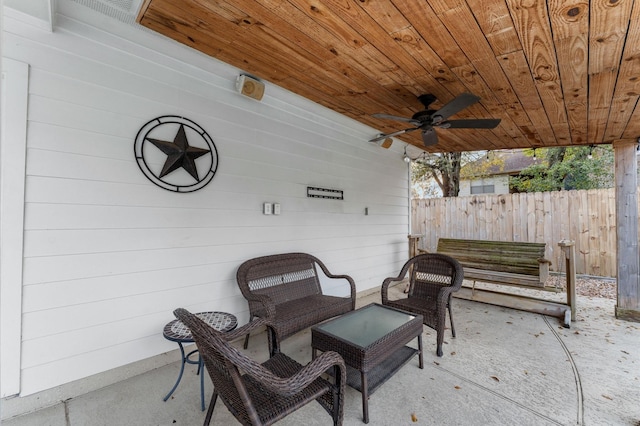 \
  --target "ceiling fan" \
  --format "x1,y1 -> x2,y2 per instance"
369,93 -> 501,147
